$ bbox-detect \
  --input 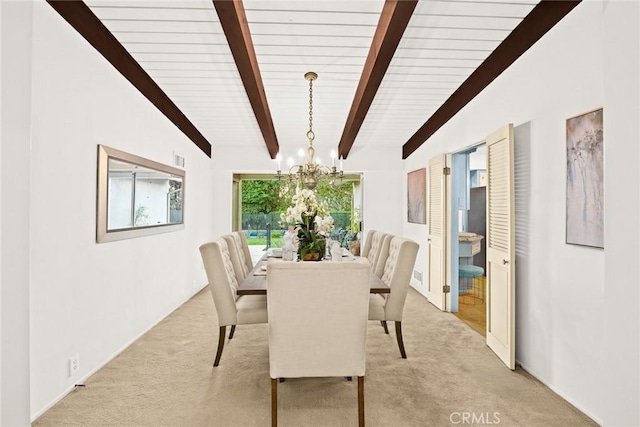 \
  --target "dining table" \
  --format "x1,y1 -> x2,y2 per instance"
236,250 -> 390,296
